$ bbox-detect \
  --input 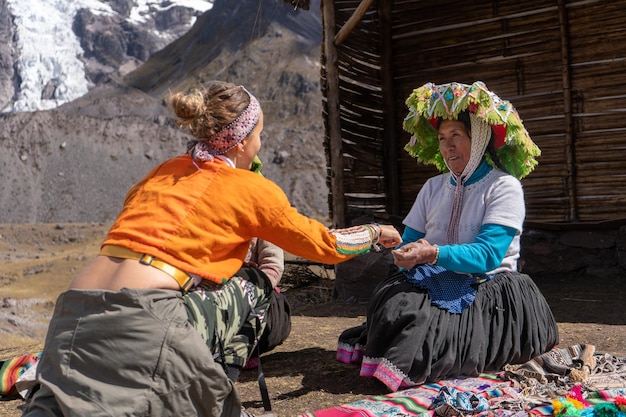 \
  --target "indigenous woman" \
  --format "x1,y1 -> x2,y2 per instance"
337,81 -> 559,391
23,81 -> 401,417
